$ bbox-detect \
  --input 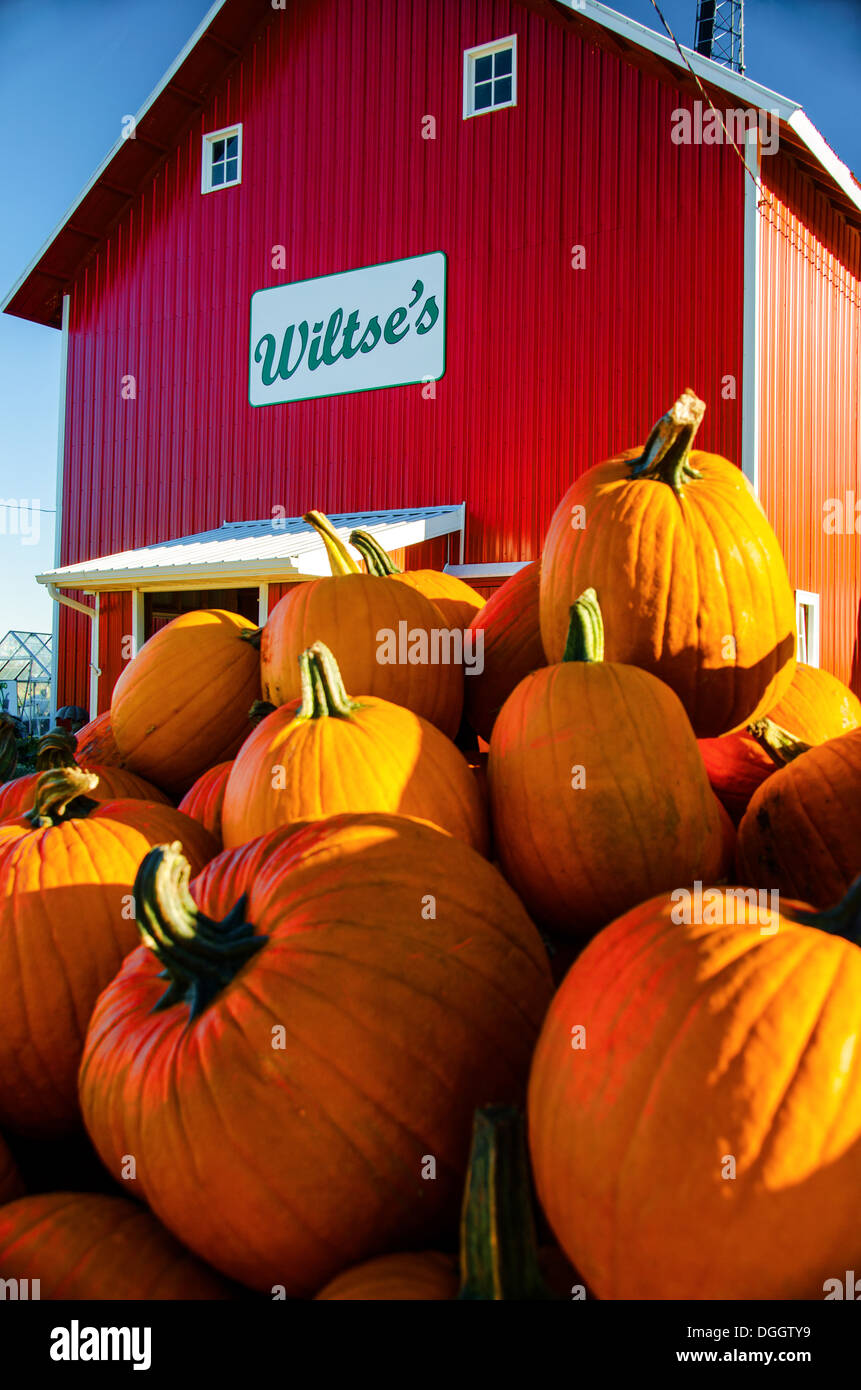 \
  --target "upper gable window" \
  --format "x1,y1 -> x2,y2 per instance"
202,125 -> 242,193
463,36 -> 517,119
